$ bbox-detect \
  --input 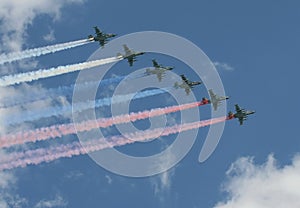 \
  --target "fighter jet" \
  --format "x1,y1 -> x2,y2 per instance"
174,74 -> 202,95
117,44 -> 145,66
145,59 -> 174,81
228,104 -> 255,125
88,26 -> 116,47
208,89 -> 229,111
